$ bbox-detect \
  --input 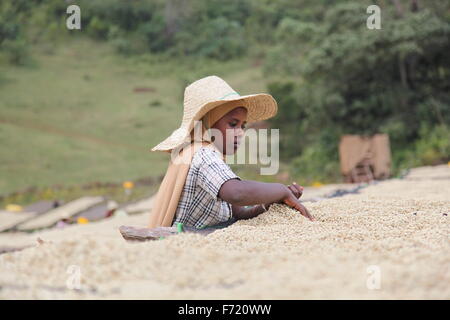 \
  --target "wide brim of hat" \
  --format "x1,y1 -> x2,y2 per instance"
151,93 -> 277,152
